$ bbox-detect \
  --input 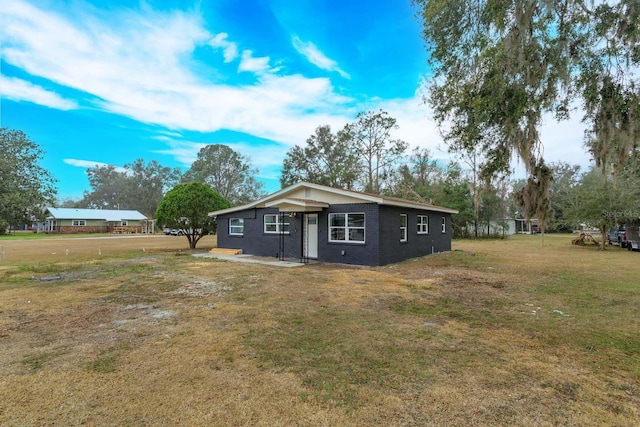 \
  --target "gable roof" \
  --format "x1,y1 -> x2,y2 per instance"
209,182 -> 459,216
45,208 -> 148,221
